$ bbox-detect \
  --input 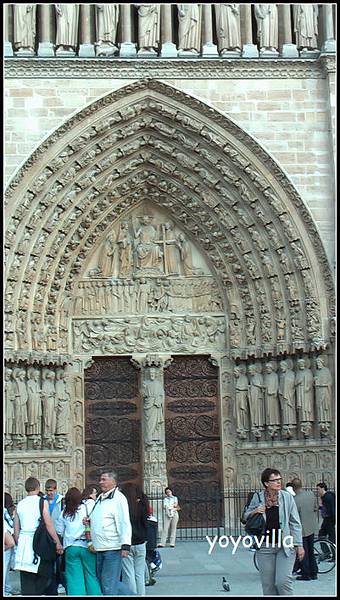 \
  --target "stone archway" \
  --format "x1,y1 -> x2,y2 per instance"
5,79 -> 335,497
